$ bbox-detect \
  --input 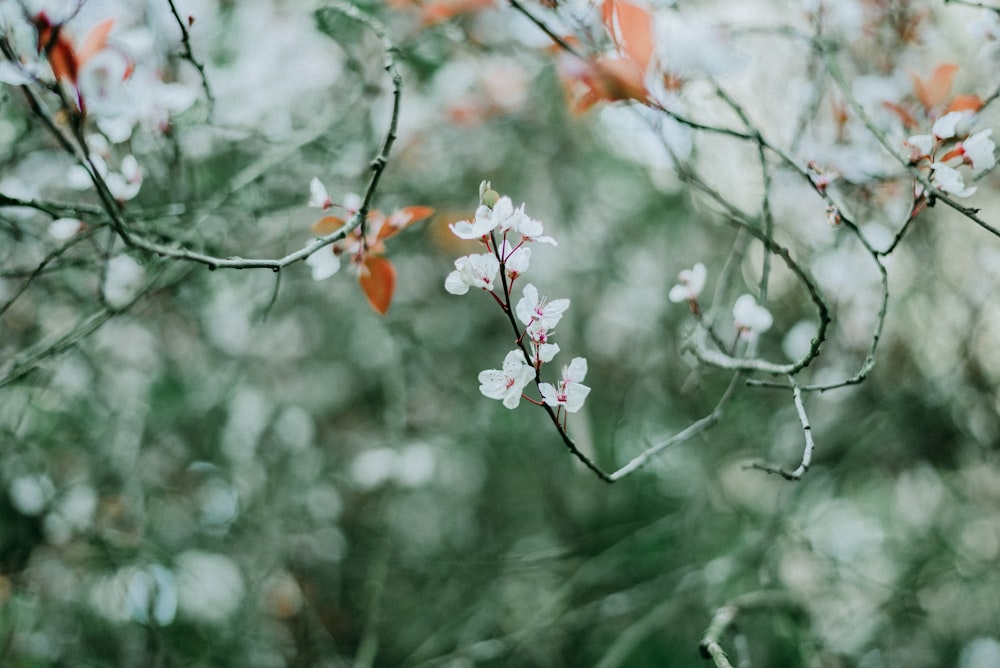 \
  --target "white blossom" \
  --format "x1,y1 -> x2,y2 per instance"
445,253 -> 500,294
931,163 -> 977,197
478,350 -> 536,409
733,294 -> 773,340
515,283 -> 570,330
668,262 -> 707,303
539,357 -> 590,413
